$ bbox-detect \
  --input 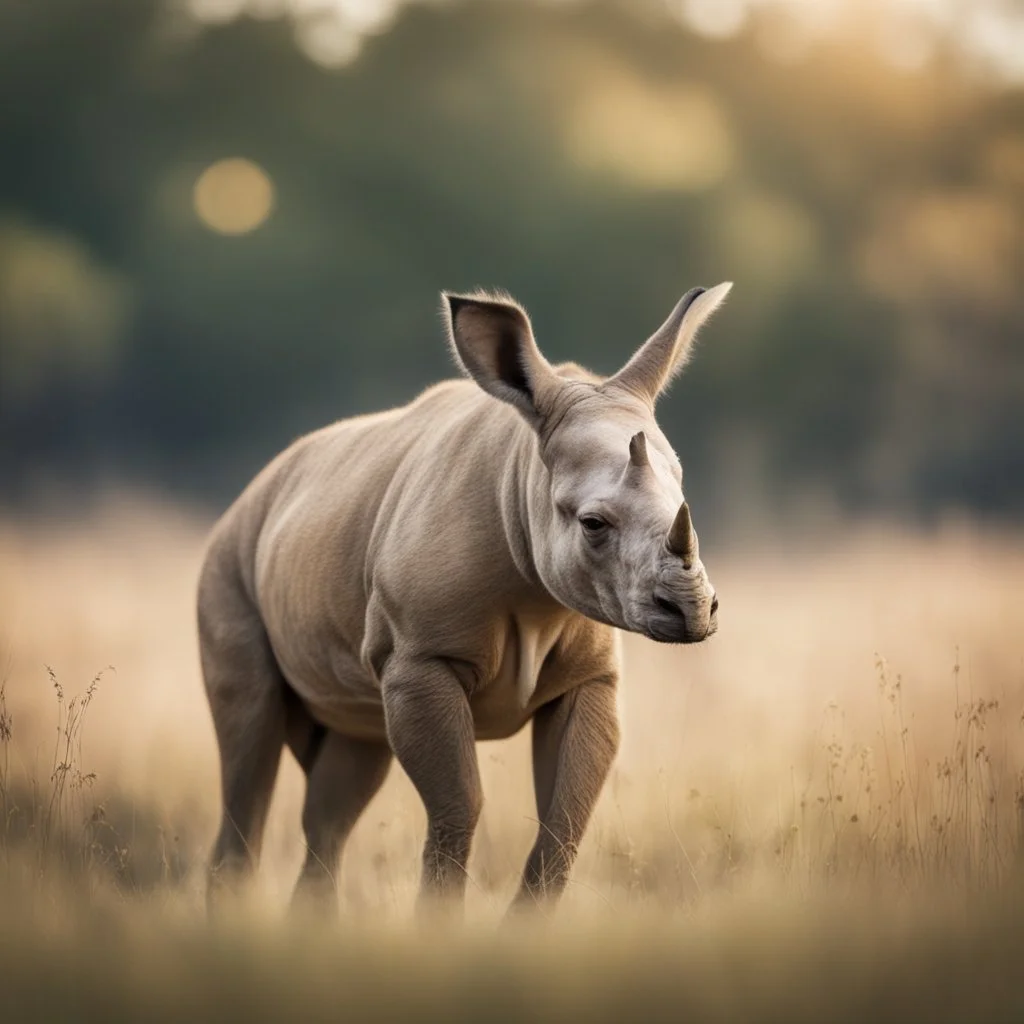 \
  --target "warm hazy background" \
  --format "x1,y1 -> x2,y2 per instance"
0,1 -> 1023,1017
2,0 -> 1023,525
